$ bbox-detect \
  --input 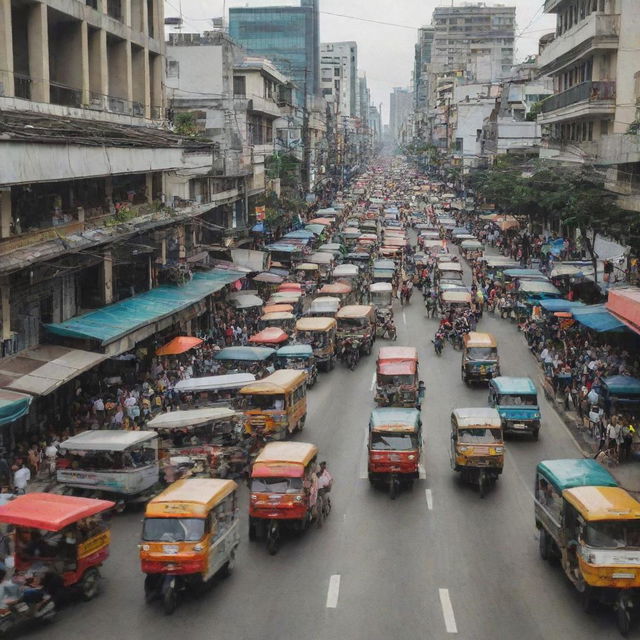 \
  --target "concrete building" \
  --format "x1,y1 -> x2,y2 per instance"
320,42 -> 357,118
389,87 -> 412,143
536,0 -> 640,211
430,4 -> 516,83
228,0 -> 320,105
413,26 -> 435,141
